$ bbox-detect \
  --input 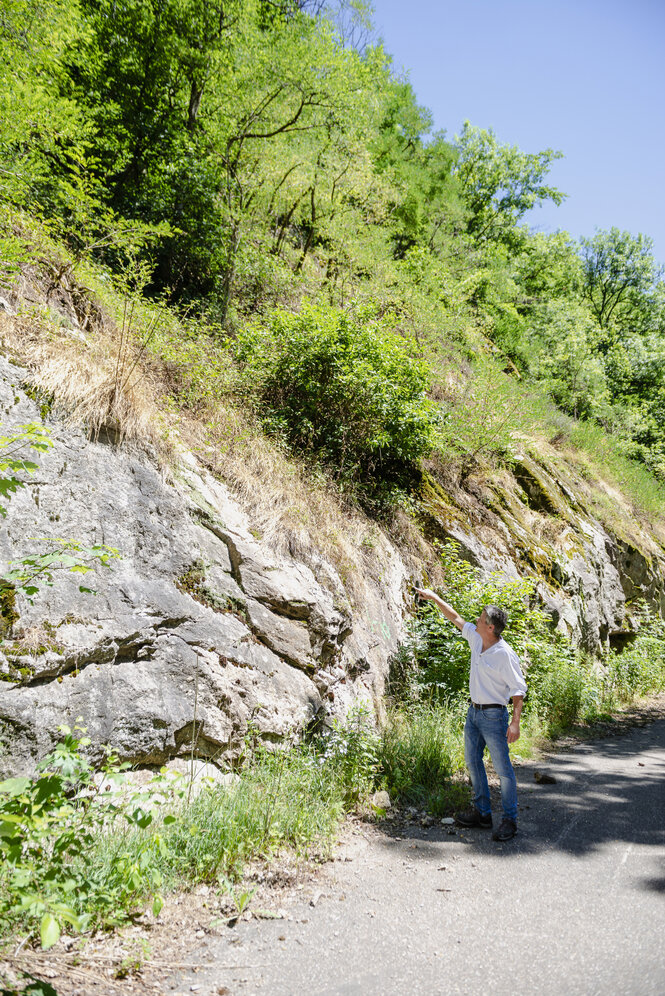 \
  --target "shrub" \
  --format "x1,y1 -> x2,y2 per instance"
0,724 -> 167,948
233,303 -> 440,502
605,614 -> 665,703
